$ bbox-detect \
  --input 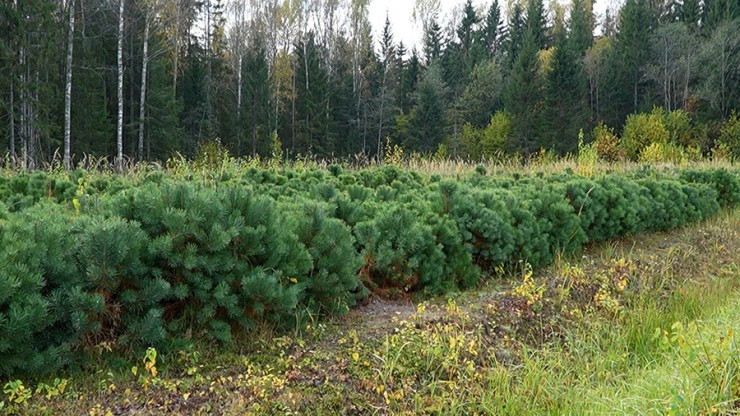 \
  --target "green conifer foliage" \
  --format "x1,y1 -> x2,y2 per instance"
482,0 -> 504,57
541,28 -> 589,153
287,199 -> 366,314
74,216 -> 167,346
526,0 -> 549,49
507,3 -> 526,64
0,165 -> 738,378
112,183 -> 312,340
439,180 -> 517,268
0,205 -> 104,376
406,65 -> 448,152
505,30 -> 541,153
354,205 -> 447,294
